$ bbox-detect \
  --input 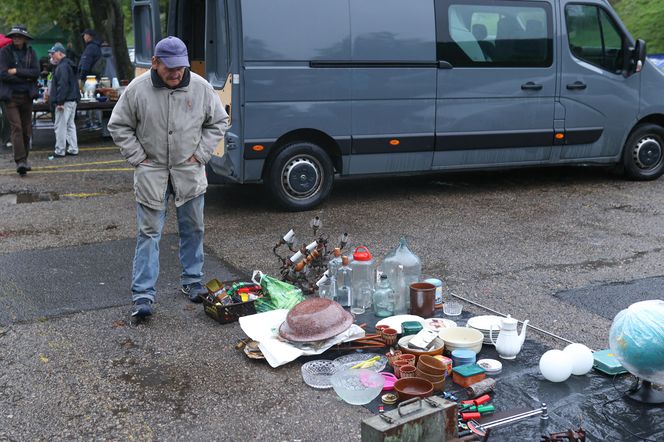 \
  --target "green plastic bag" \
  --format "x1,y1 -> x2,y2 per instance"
252,270 -> 304,312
